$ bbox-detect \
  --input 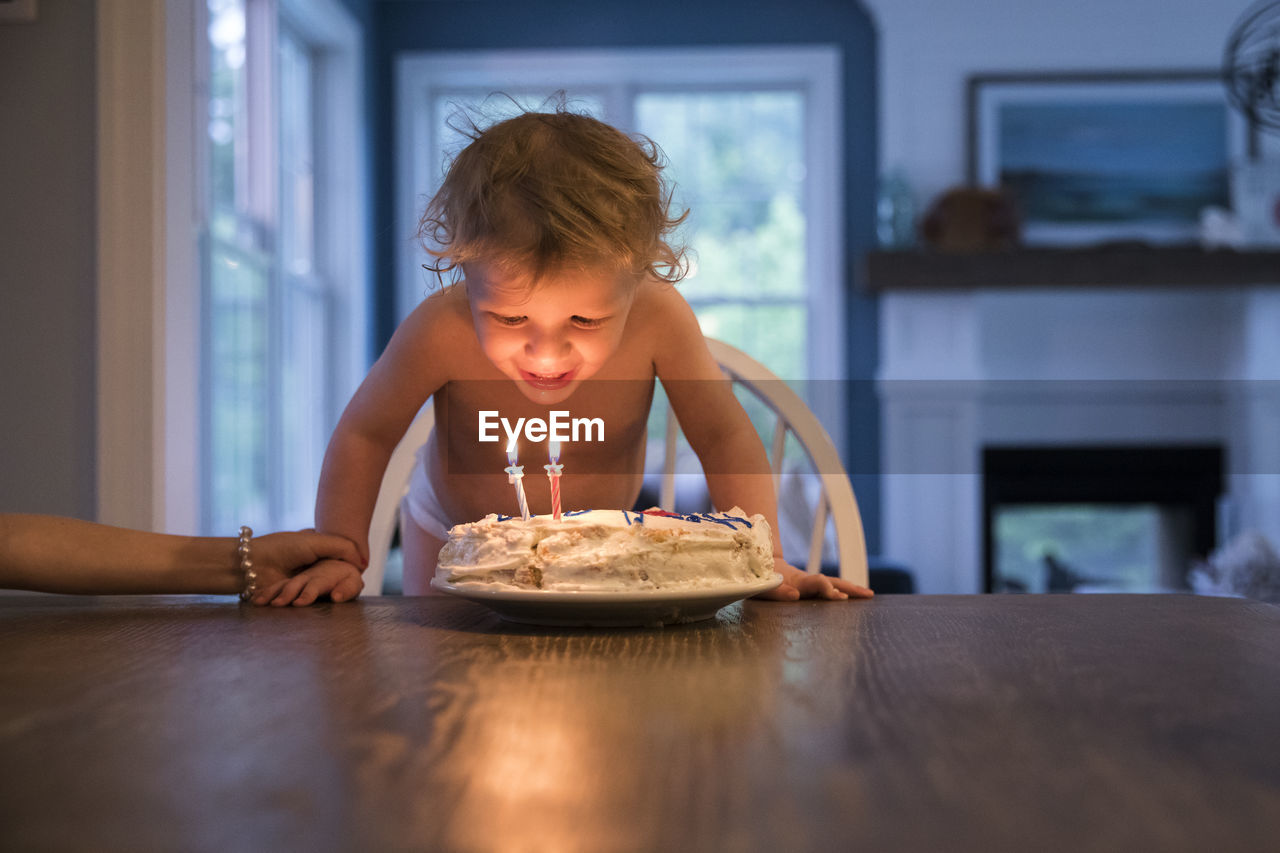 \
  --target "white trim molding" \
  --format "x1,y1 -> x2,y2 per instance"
96,0 -> 200,532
